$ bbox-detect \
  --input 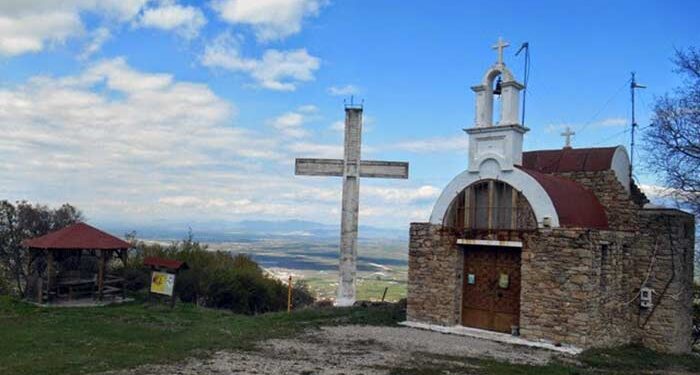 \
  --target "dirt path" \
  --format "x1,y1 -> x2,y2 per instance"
105,325 -> 561,374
